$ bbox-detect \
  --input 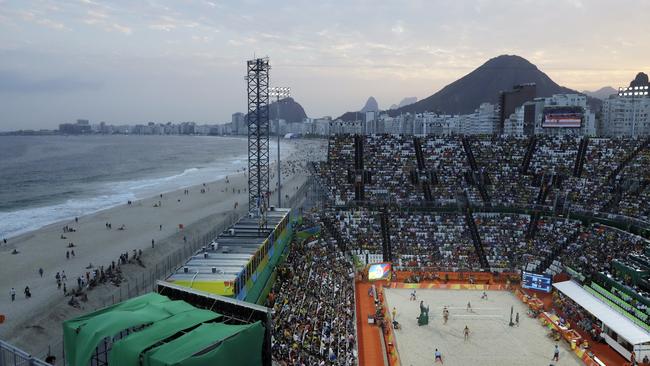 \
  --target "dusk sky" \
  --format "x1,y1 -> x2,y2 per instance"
0,0 -> 649,131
